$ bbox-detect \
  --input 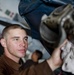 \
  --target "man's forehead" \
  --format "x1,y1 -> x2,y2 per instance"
8,28 -> 26,34
7,29 -> 27,37
8,28 -> 25,31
